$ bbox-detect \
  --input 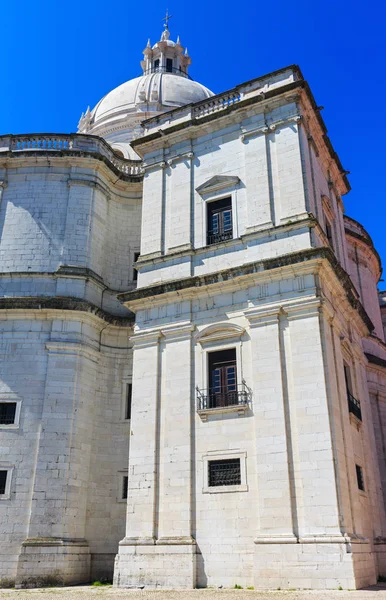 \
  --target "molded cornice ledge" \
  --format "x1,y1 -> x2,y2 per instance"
45,341 -> 100,362
0,296 -> 134,326
245,297 -> 321,326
